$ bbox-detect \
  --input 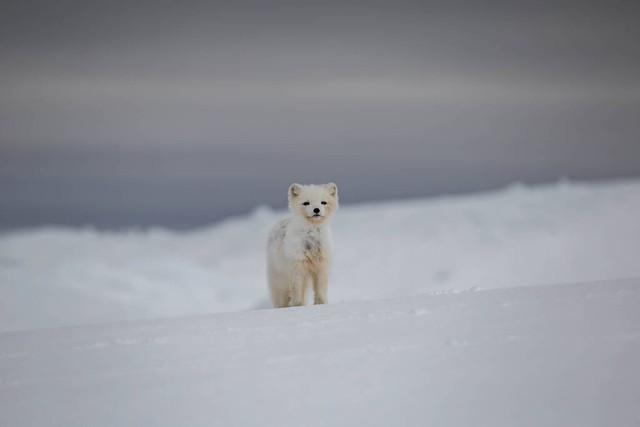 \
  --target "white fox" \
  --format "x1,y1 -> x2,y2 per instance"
266,183 -> 338,308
